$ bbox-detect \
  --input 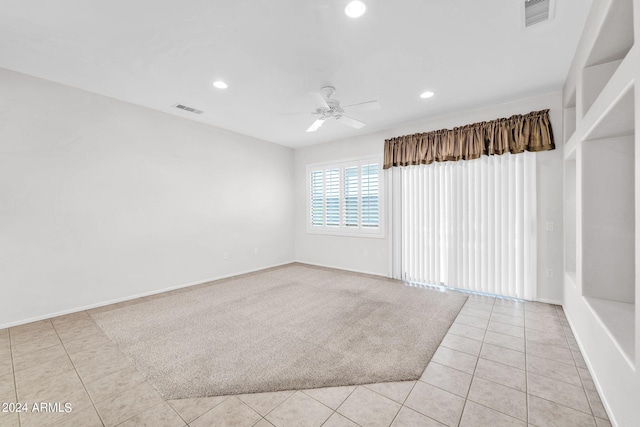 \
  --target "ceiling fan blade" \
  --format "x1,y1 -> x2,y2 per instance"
310,92 -> 329,109
306,119 -> 326,132
342,100 -> 380,113
337,115 -> 365,129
